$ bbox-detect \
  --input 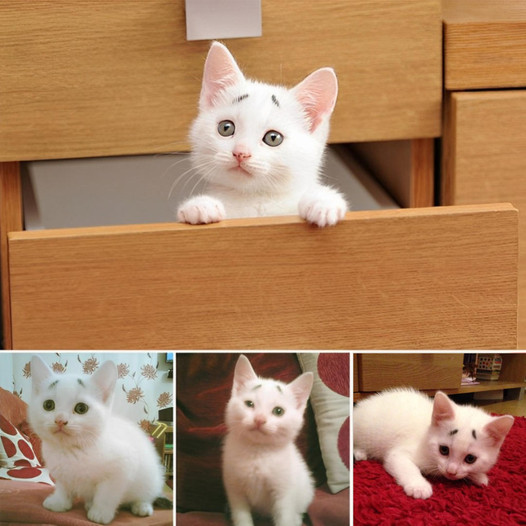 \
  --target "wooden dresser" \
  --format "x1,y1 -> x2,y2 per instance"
0,0 -> 518,349
442,0 -> 526,346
